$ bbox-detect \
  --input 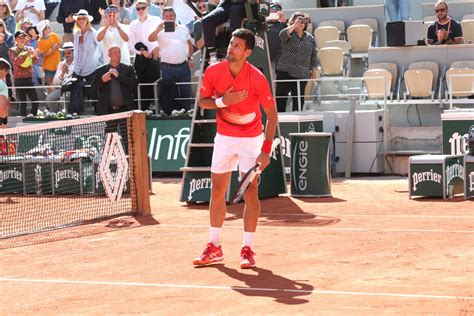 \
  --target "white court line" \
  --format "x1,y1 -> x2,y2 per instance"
156,224 -> 474,234
0,277 -> 472,301
258,214 -> 474,219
